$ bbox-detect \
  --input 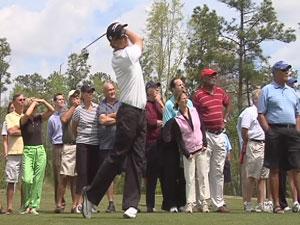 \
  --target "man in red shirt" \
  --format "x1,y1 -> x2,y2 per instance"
193,68 -> 231,213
